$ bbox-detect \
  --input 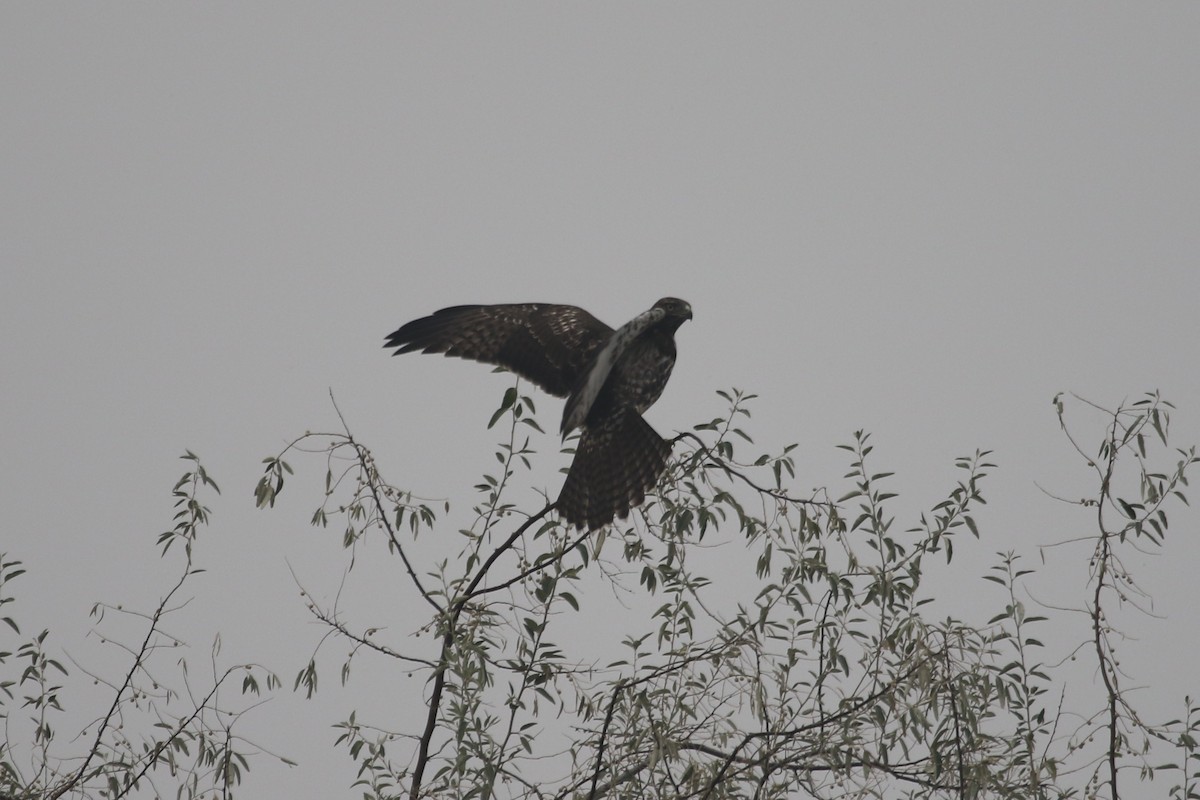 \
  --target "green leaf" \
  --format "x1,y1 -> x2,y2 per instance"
488,387 -> 519,429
